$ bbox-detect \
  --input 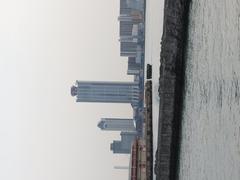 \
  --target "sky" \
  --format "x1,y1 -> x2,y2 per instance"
0,0 -> 134,179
